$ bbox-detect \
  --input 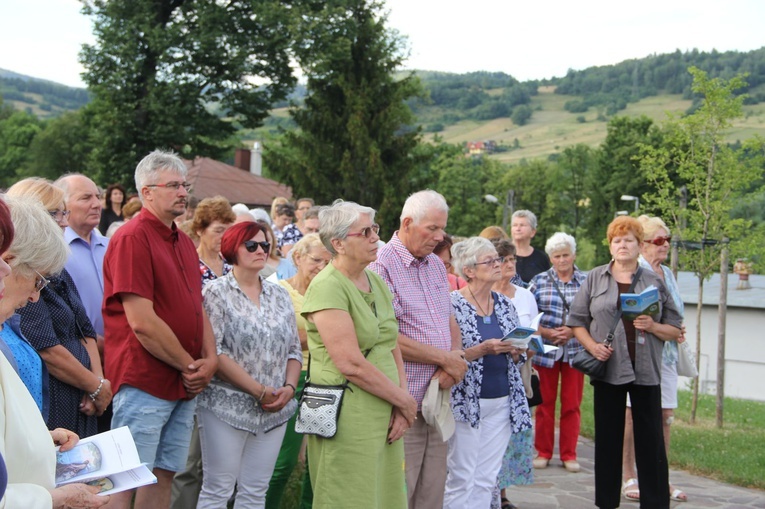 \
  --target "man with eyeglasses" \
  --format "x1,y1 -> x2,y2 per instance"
54,174 -> 109,343
102,150 -> 217,509
370,190 -> 468,509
